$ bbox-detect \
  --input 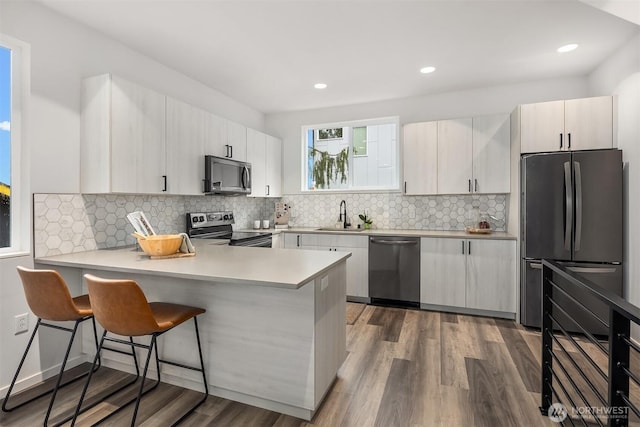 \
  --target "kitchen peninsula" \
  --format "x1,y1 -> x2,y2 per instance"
35,240 -> 349,420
